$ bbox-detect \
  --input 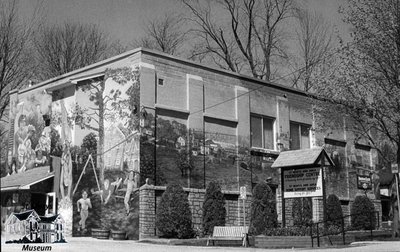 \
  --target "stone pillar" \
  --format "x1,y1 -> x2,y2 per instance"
188,188 -> 203,232
139,184 -> 156,240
